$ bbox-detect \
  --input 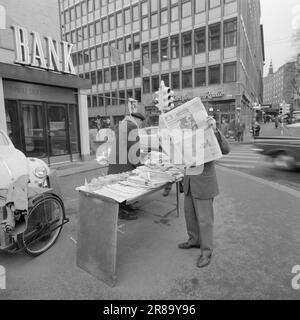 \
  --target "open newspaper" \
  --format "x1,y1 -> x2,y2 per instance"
159,97 -> 222,172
